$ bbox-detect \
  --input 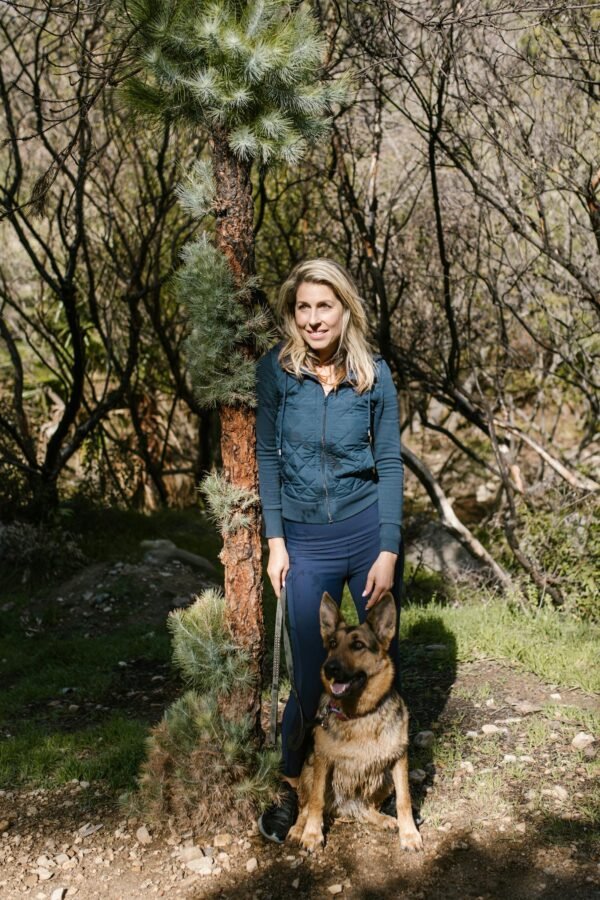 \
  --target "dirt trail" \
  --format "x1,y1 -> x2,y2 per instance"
1,558 -> 598,899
